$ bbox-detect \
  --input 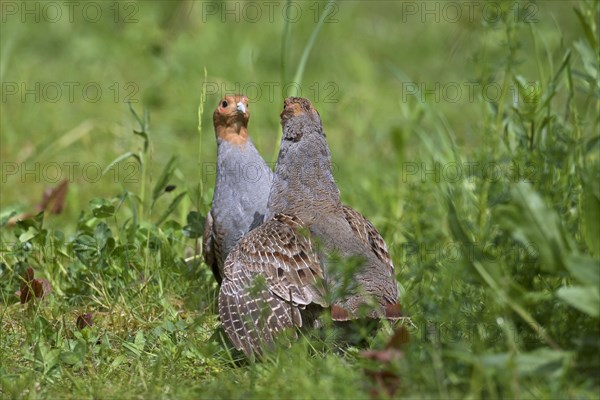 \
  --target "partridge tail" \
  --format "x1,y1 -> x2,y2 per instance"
219,274 -> 301,357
